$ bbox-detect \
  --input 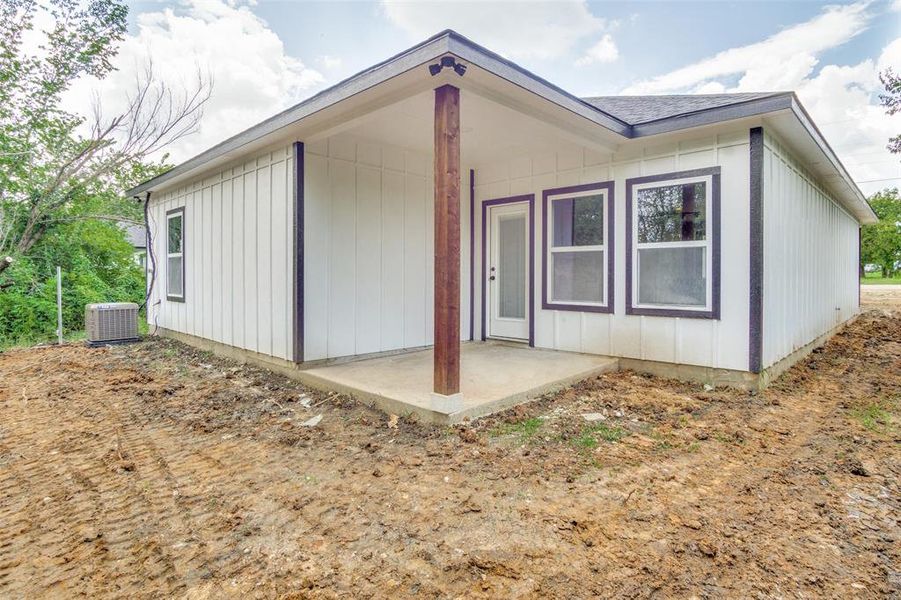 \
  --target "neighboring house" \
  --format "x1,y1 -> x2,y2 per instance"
124,223 -> 147,271
127,30 -> 876,418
